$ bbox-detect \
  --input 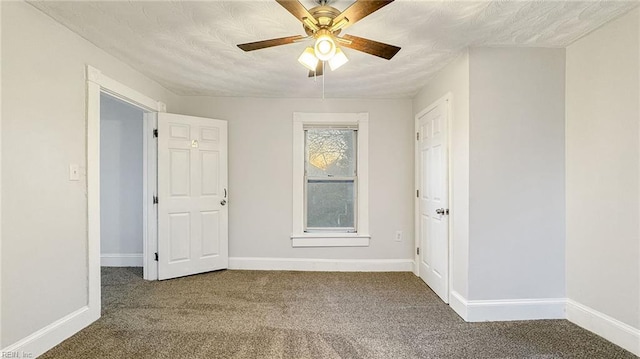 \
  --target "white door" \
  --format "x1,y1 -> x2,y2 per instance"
157,113 -> 228,280
417,99 -> 449,302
